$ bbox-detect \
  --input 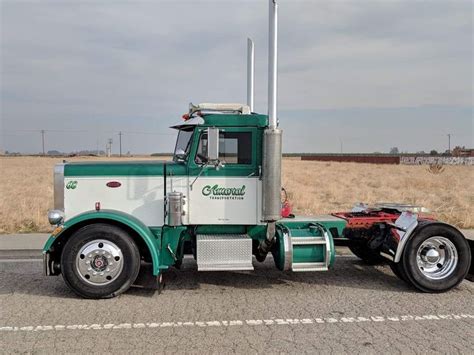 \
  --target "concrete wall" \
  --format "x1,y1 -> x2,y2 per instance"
300,155 -> 474,166
401,156 -> 474,166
